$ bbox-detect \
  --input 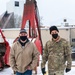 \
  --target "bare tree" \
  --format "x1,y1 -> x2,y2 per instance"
14,15 -> 22,28
40,16 -> 43,26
